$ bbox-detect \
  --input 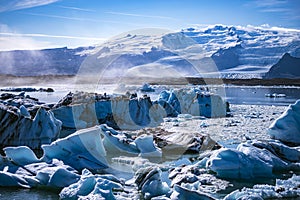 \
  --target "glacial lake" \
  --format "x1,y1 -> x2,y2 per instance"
2,84 -> 299,106
0,84 -> 299,199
